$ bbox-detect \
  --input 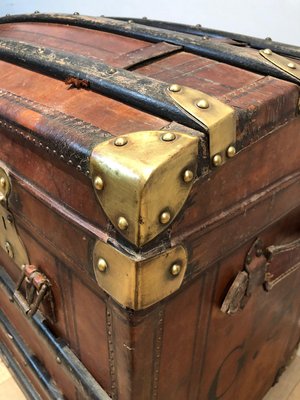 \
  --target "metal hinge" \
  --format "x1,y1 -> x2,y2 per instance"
260,49 -> 300,82
167,84 -> 237,166
0,166 -> 29,268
